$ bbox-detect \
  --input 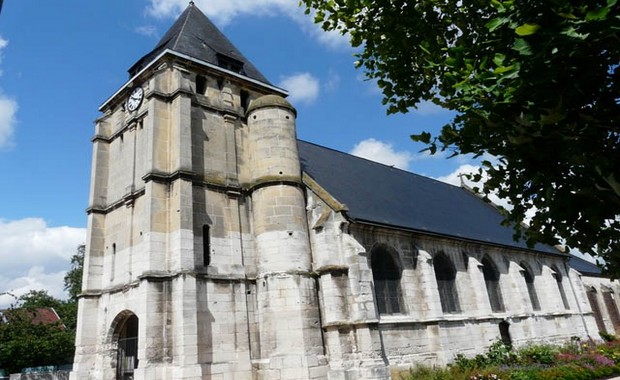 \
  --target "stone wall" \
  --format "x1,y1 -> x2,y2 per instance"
9,371 -> 69,380
305,189 -> 599,378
